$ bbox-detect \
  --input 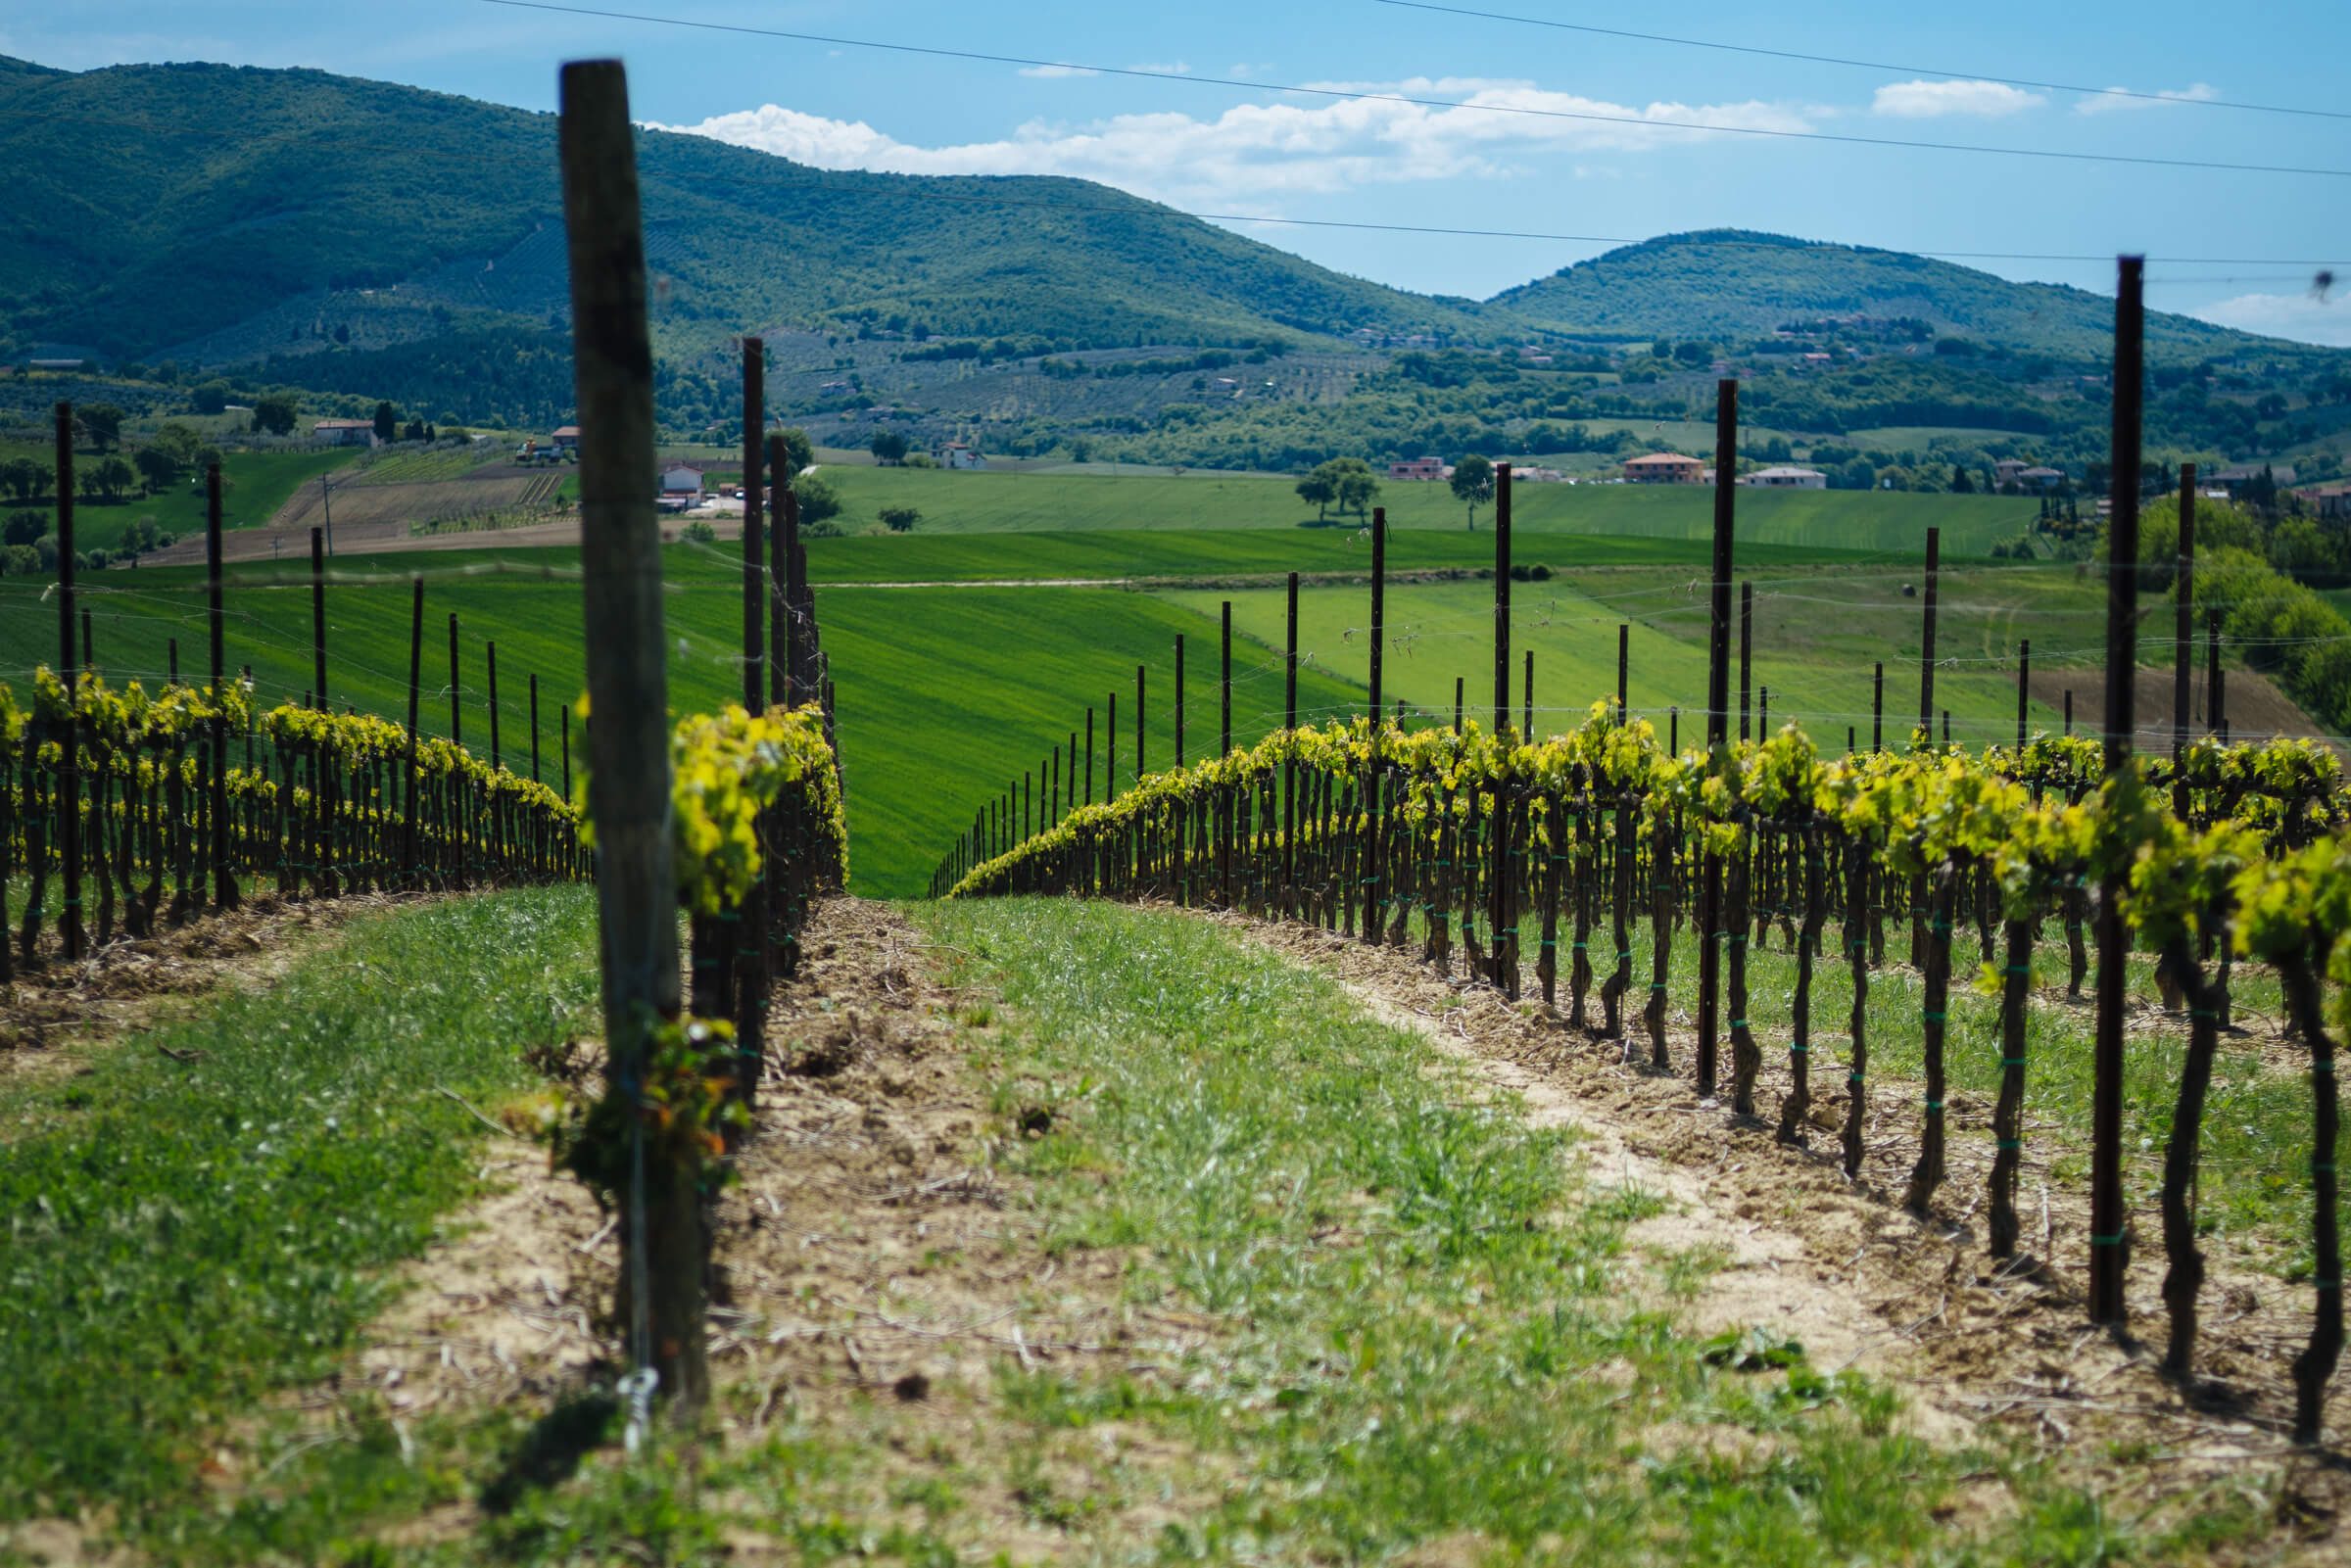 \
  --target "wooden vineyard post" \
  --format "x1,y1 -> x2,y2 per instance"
1918,527 -> 1941,744
559,56 -> 700,1420
734,338 -> 768,1109
487,641 -> 503,771
2209,609 -> 2227,742
1135,665 -> 1146,784
1085,707 -> 1095,804
311,527 -> 328,710
766,438 -> 788,708
1454,677 -> 1463,735
1221,602 -> 1232,755
1616,624 -> 1628,724
1493,465 -> 1511,736
1522,651 -> 1533,740
2174,464 -> 2196,820
2066,689 -> 2074,735
1872,662 -> 1883,751
1367,509 -> 1385,946
1699,379 -> 1737,1101
530,676 -> 542,784
1107,692 -> 1118,802
2090,255 -> 2146,1329
405,577 -> 424,887
2016,641 -> 2031,748
56,403 -> 81,961
1283,572 -> 1298,918
1491,463 -> 1513,994
779,480 -> 801,707
447,615 -> 462,742
1175,636 -> 1185,769
1739,580 -> 1753,741
207,462 -> 238,909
